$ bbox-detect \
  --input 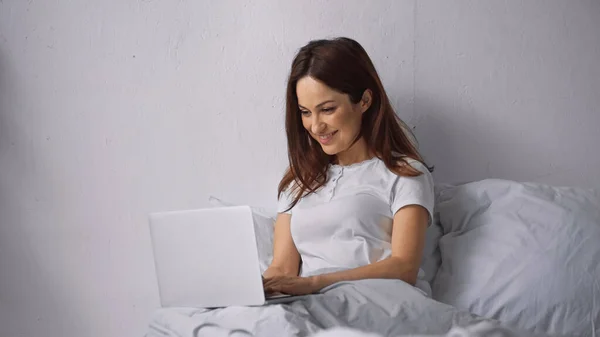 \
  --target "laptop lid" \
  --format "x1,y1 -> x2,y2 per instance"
149,205 -> 265,307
